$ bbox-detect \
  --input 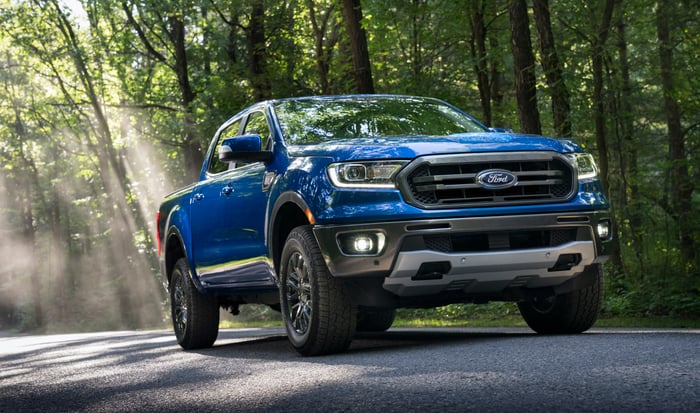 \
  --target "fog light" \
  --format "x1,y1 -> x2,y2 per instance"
353,236 -> 374,253
597,220 -> 611,240
338,232 -> 386,256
